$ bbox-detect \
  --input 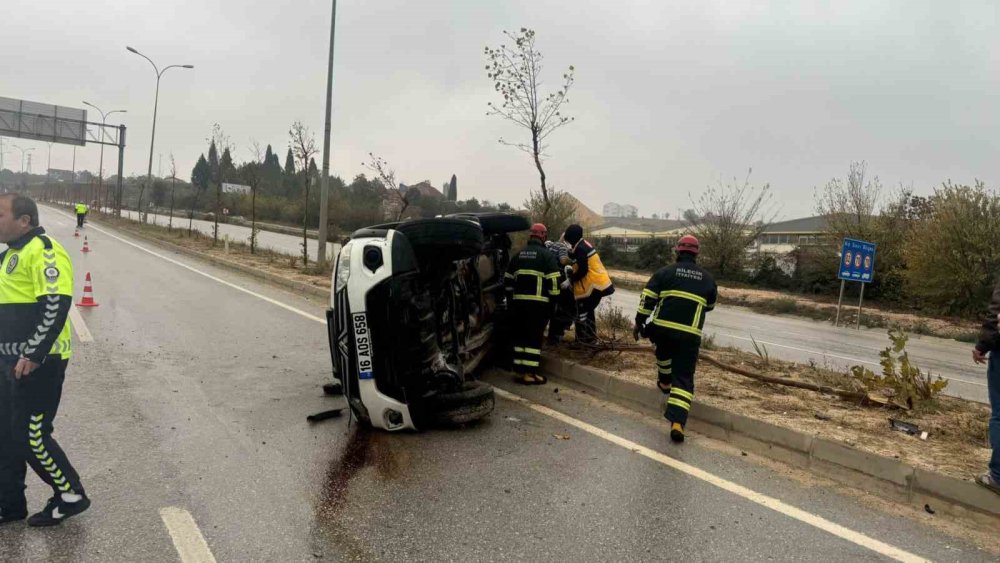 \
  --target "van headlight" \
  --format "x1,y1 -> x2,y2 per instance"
335,242 -> 353,292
